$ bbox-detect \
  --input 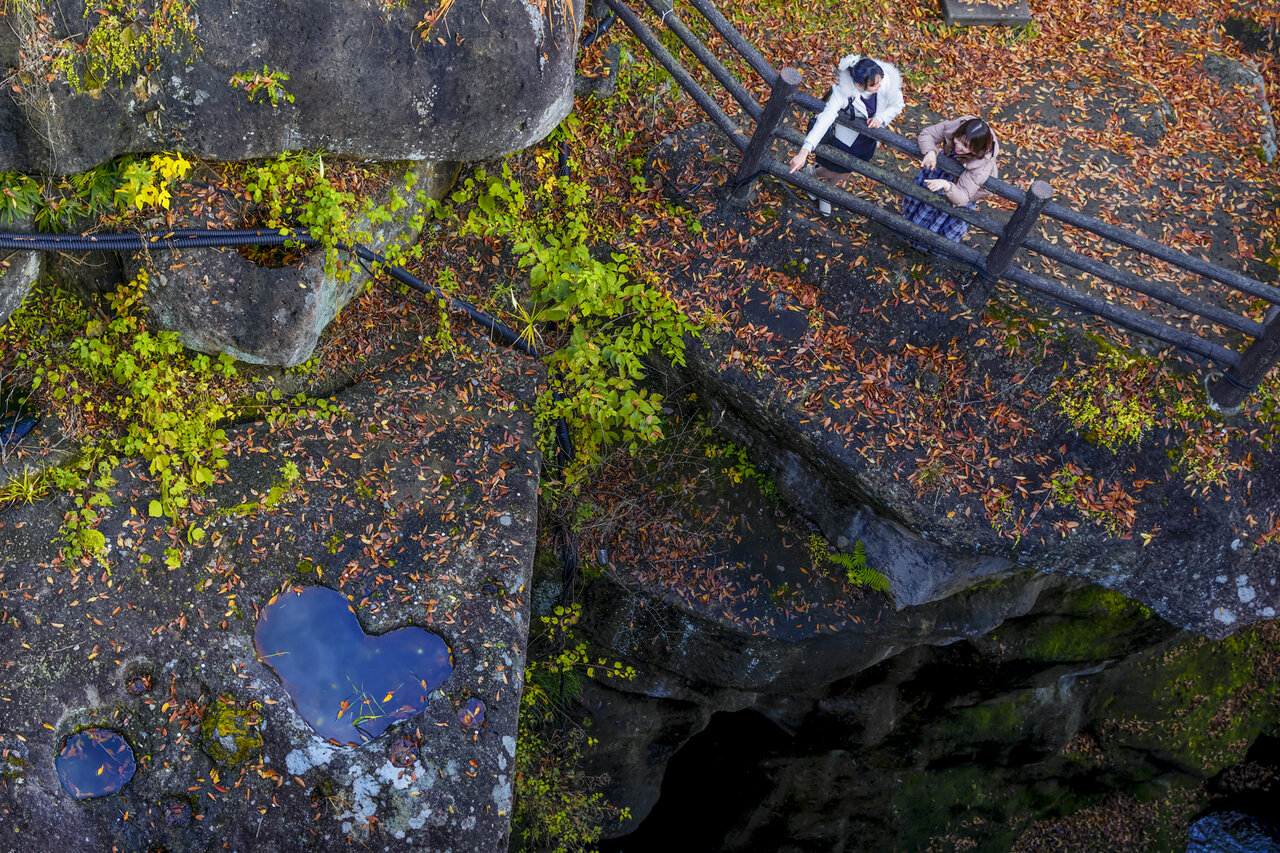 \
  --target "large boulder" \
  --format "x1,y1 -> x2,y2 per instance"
1202,53 -> 1277,162
0,0 -> 583,174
